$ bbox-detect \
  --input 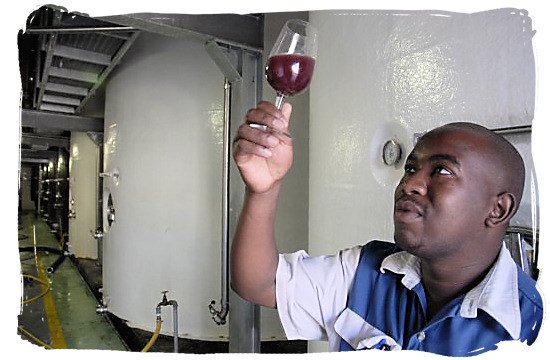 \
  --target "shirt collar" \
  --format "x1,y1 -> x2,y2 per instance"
379,244 -> 521,339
